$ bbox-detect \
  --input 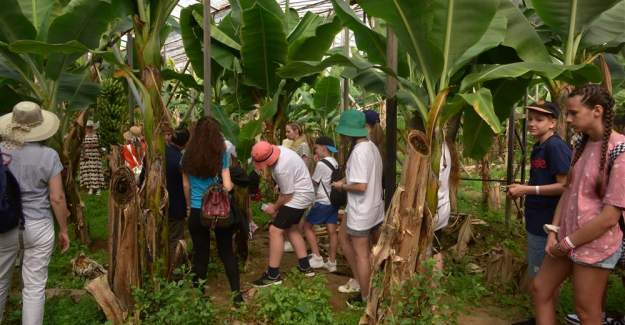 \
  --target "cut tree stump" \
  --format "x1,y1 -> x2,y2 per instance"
85,275 -> 127,324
